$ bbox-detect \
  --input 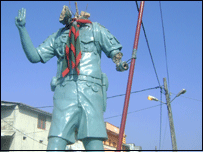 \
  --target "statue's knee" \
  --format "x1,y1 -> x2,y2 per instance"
82,138 -> 104,150
47,137 -> 68,150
